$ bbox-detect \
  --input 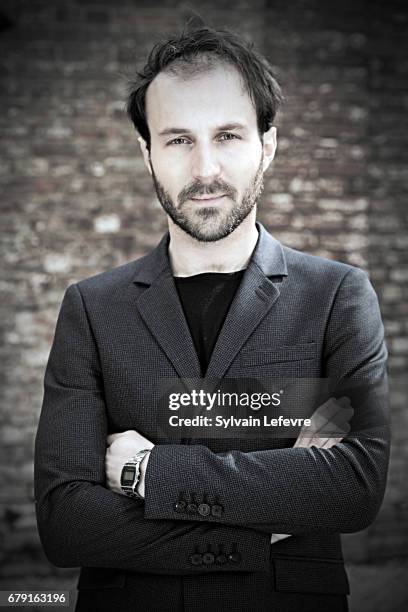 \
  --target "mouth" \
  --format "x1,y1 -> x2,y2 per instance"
190,195 -> 227,204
